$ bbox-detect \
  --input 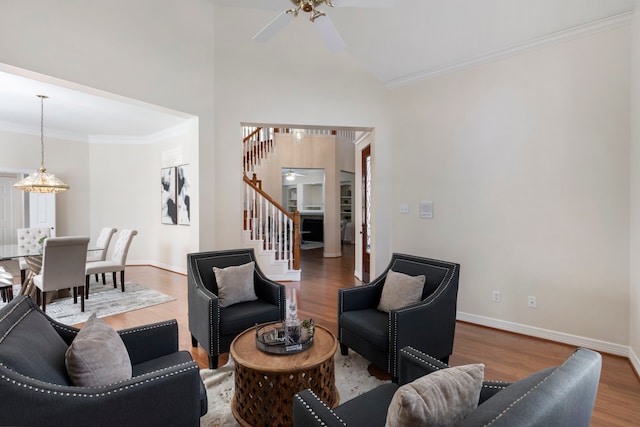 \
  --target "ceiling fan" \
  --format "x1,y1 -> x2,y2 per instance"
284,169 -> 305,181
252,0 -> 393,53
